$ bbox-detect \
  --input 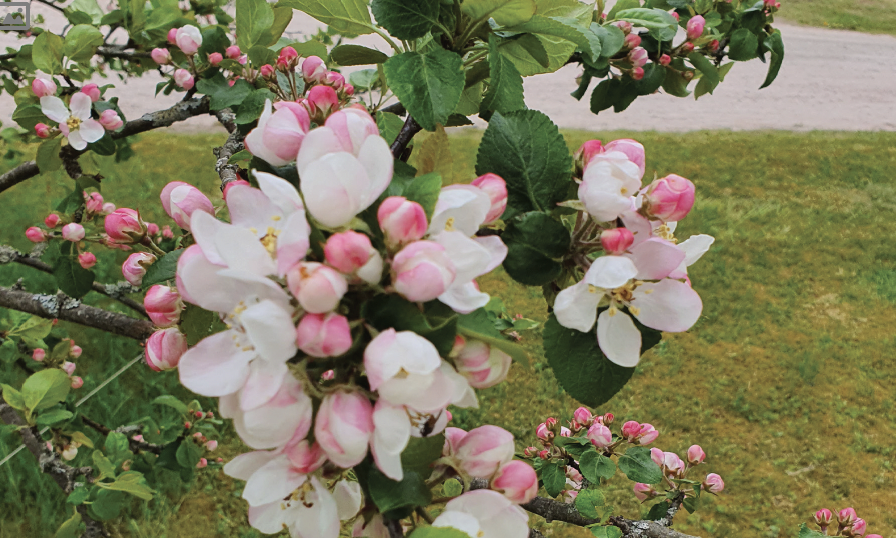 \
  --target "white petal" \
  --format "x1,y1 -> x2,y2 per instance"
78,119 -> 105,143
67,130 -> 87,151
243,455 -> 306,507
215,269 -> 292,309
239,359 -> 287,411
584,255 -> 638,290
290,478 -> 340,538
627,238 -> 686,281
190,211 -> 227,264
69,92 -> 93,120
631,279 -> 702,332
553,280 -> 599,332
226,183 -> 284,233
430,186 -> 491,236
300,152 -> 367,228
333,480 -> 363,521
255,171 -> 304,214
223,450 -> 279,480
433,511 -> 482,537
433,231 -> 491,284
240,300 -> 298,362
296,126 -> 342,176
680,234 -> 715,267
355,135 -> 393,208
597,310 -> 642,367
178,331 -> 254,396
248,501 -> 294,534
214,224 -> 278,276
439,281 -> 490,315
276,210 -> 311,277
473,236 -> 508,273
40,96 -> 69,123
